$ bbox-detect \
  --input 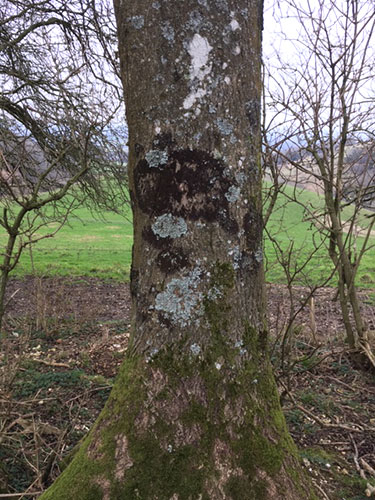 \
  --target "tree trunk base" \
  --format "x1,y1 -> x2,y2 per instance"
41,354 -> 319,500
349,343 -> 375,372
